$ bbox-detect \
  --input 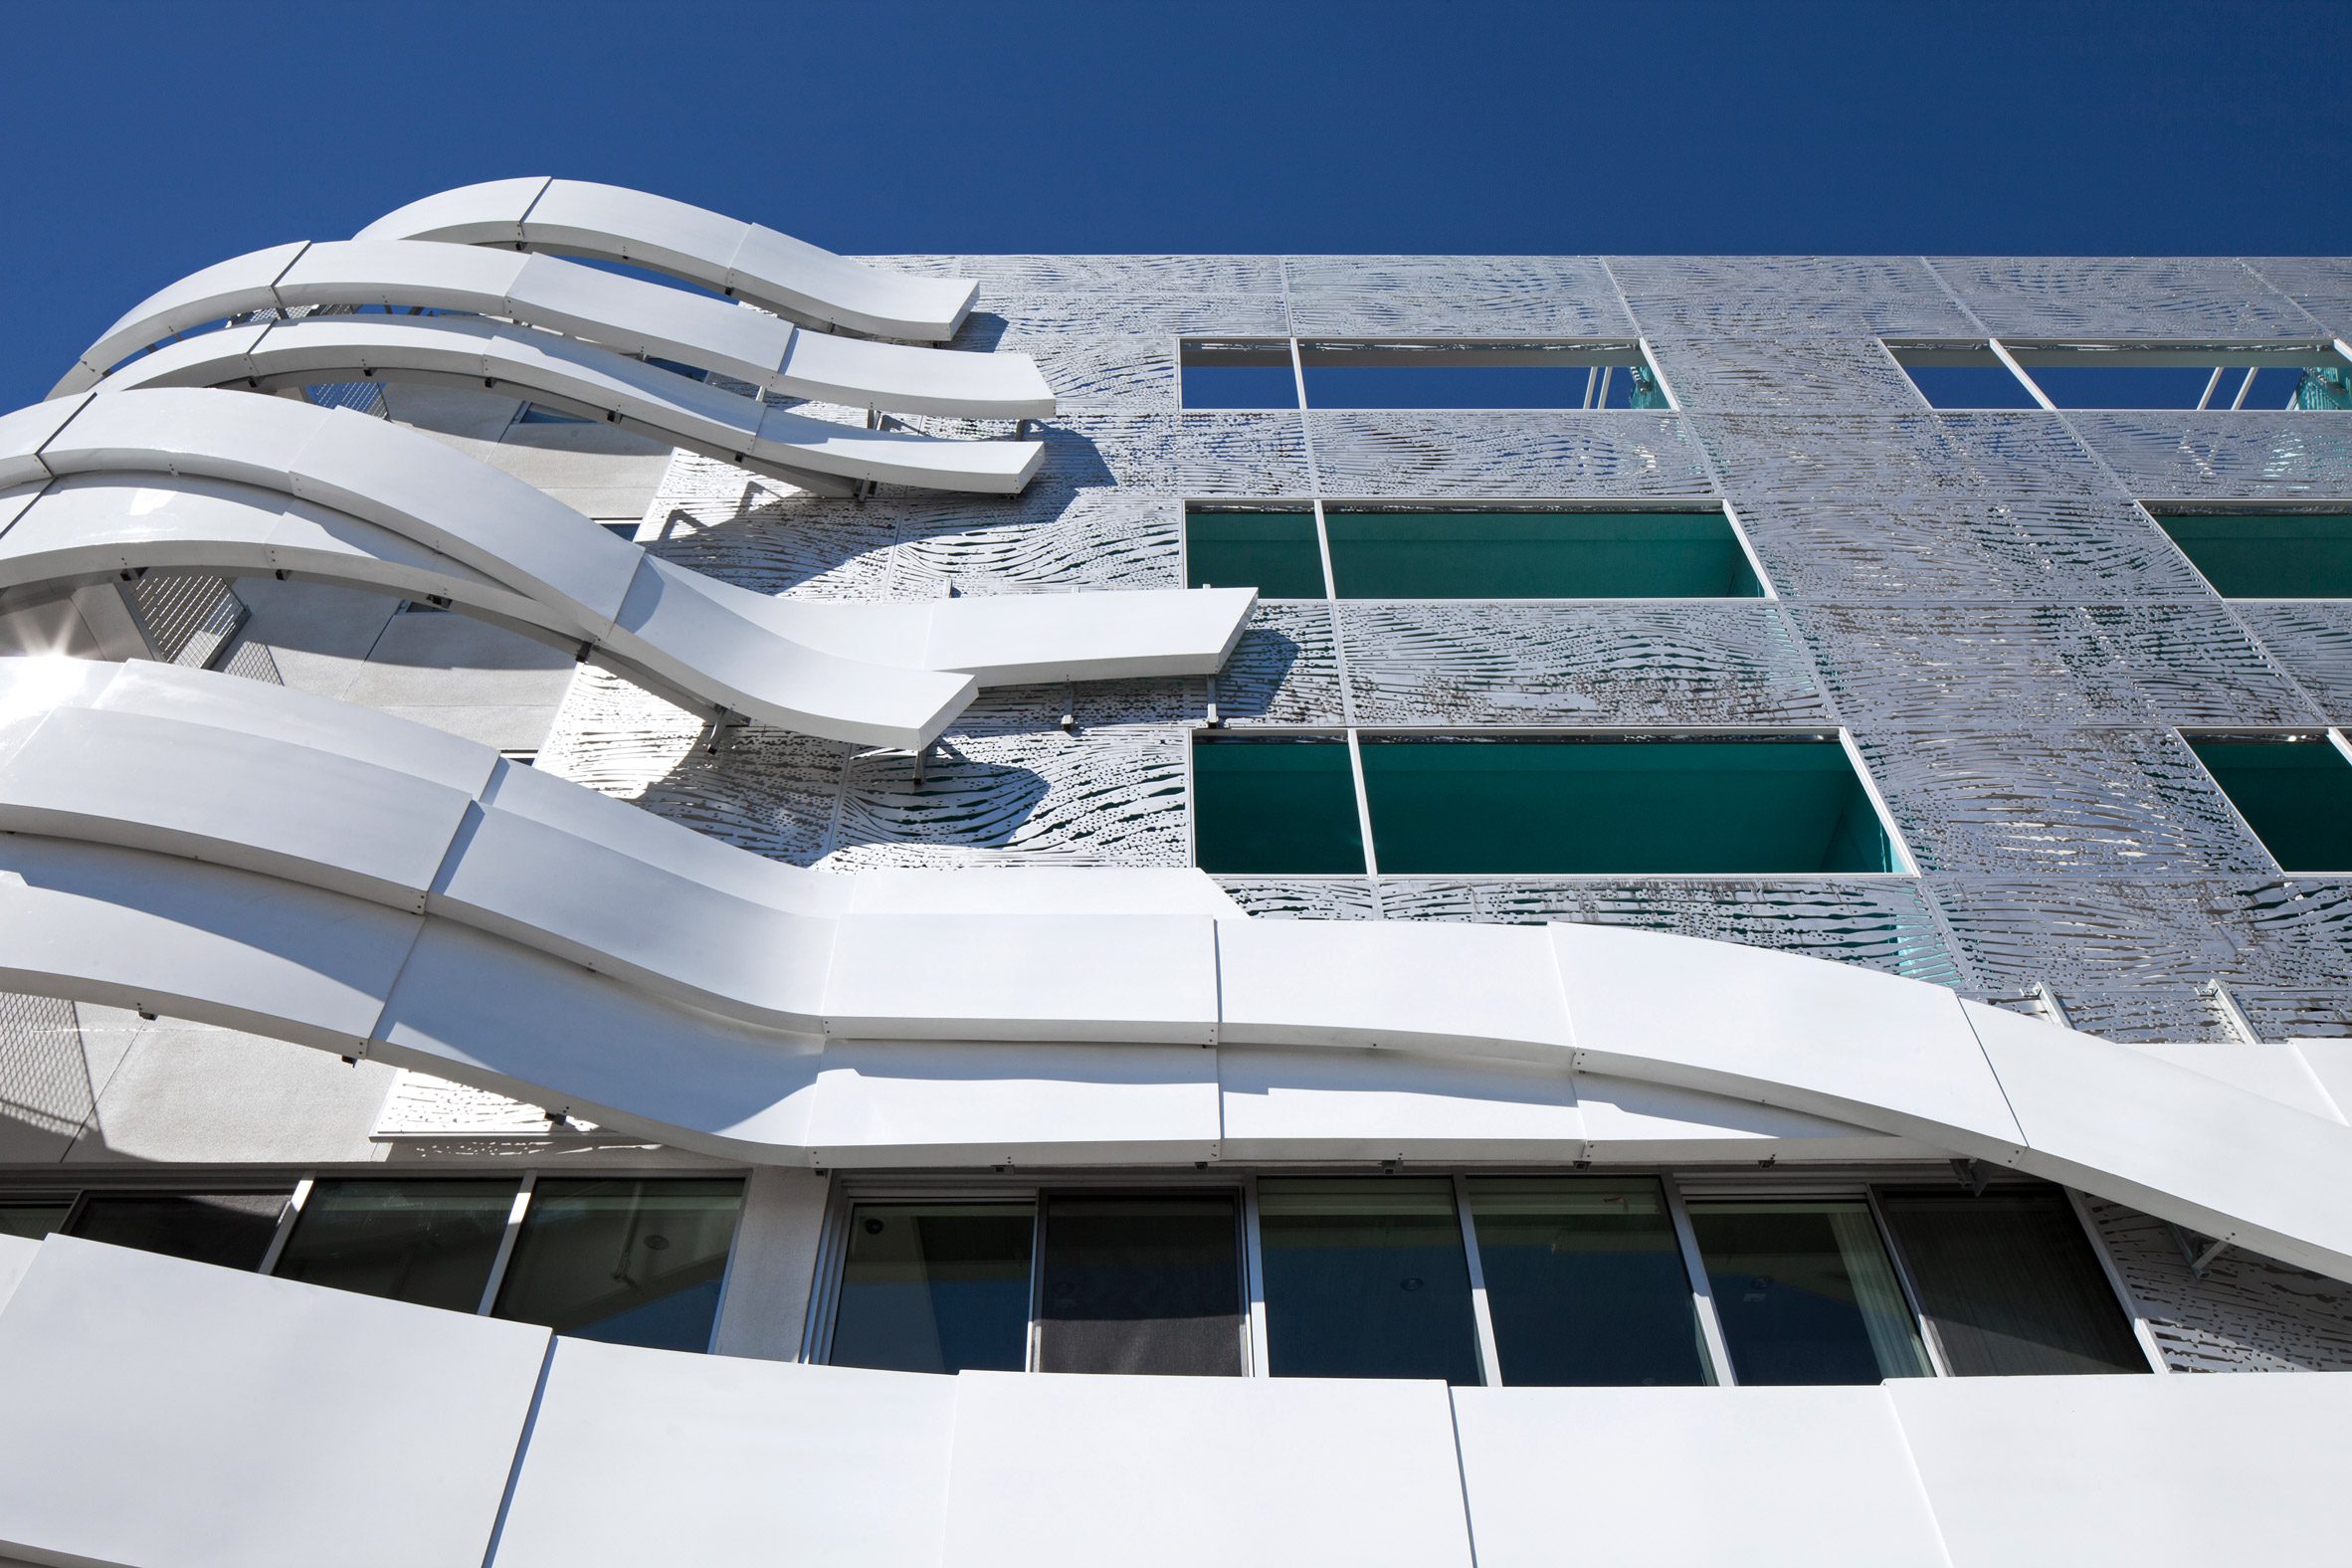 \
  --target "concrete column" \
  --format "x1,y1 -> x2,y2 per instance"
709,1166 -> 832,1361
